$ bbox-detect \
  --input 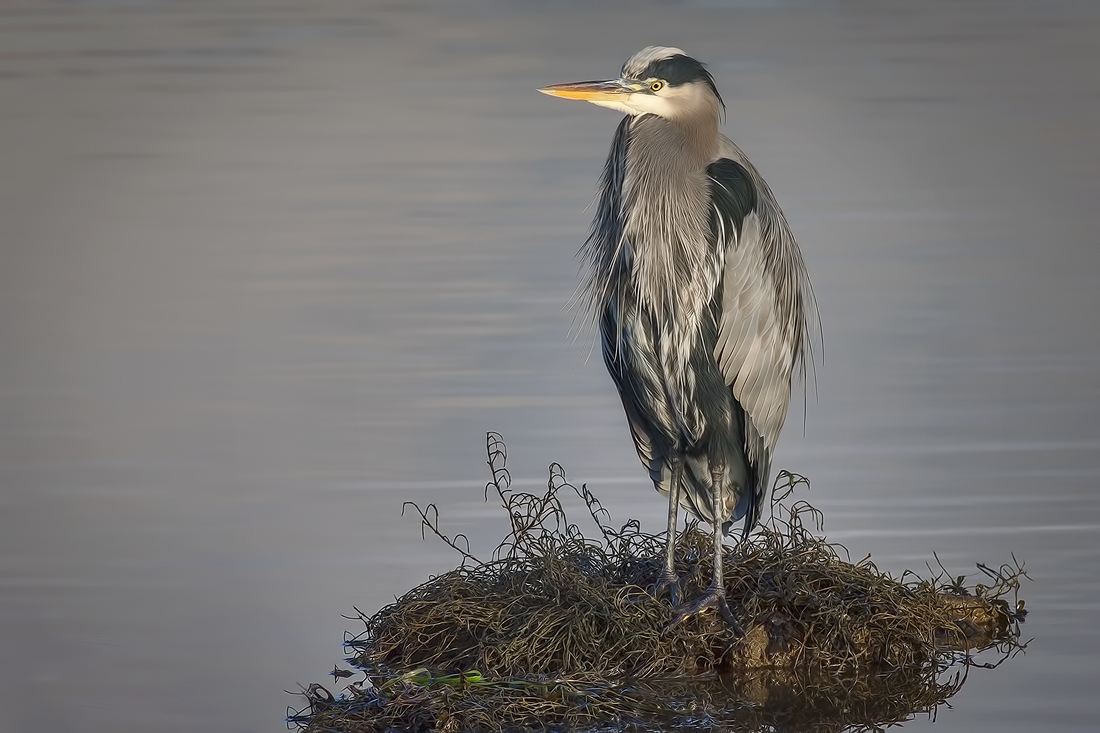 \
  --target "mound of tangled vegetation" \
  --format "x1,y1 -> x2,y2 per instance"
290,433 -> 1027,732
